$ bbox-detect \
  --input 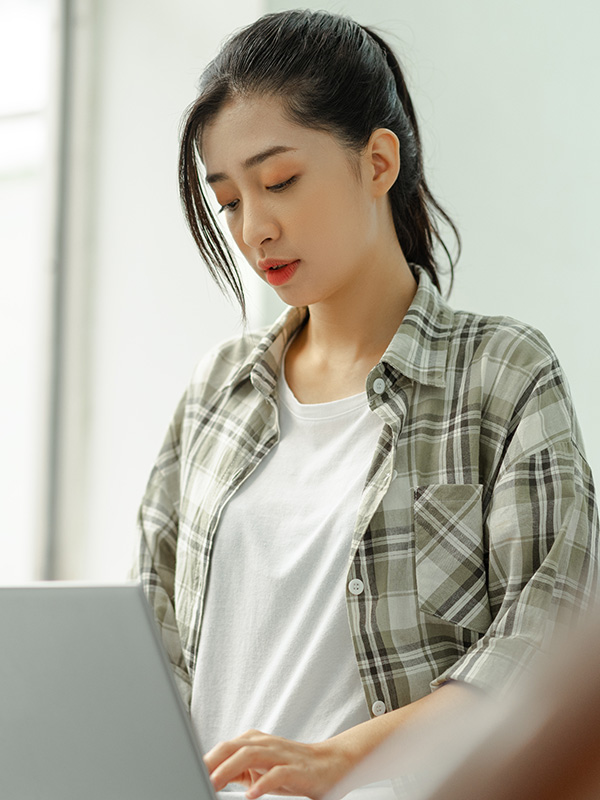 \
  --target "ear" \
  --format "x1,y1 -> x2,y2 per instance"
364,128 -> 400,197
